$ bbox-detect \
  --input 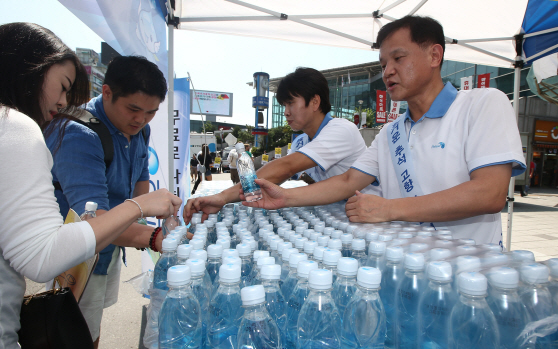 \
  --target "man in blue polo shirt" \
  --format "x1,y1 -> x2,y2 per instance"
242,16 -> 525,246
183,67 -> 371,222
45,56 -> 167,348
